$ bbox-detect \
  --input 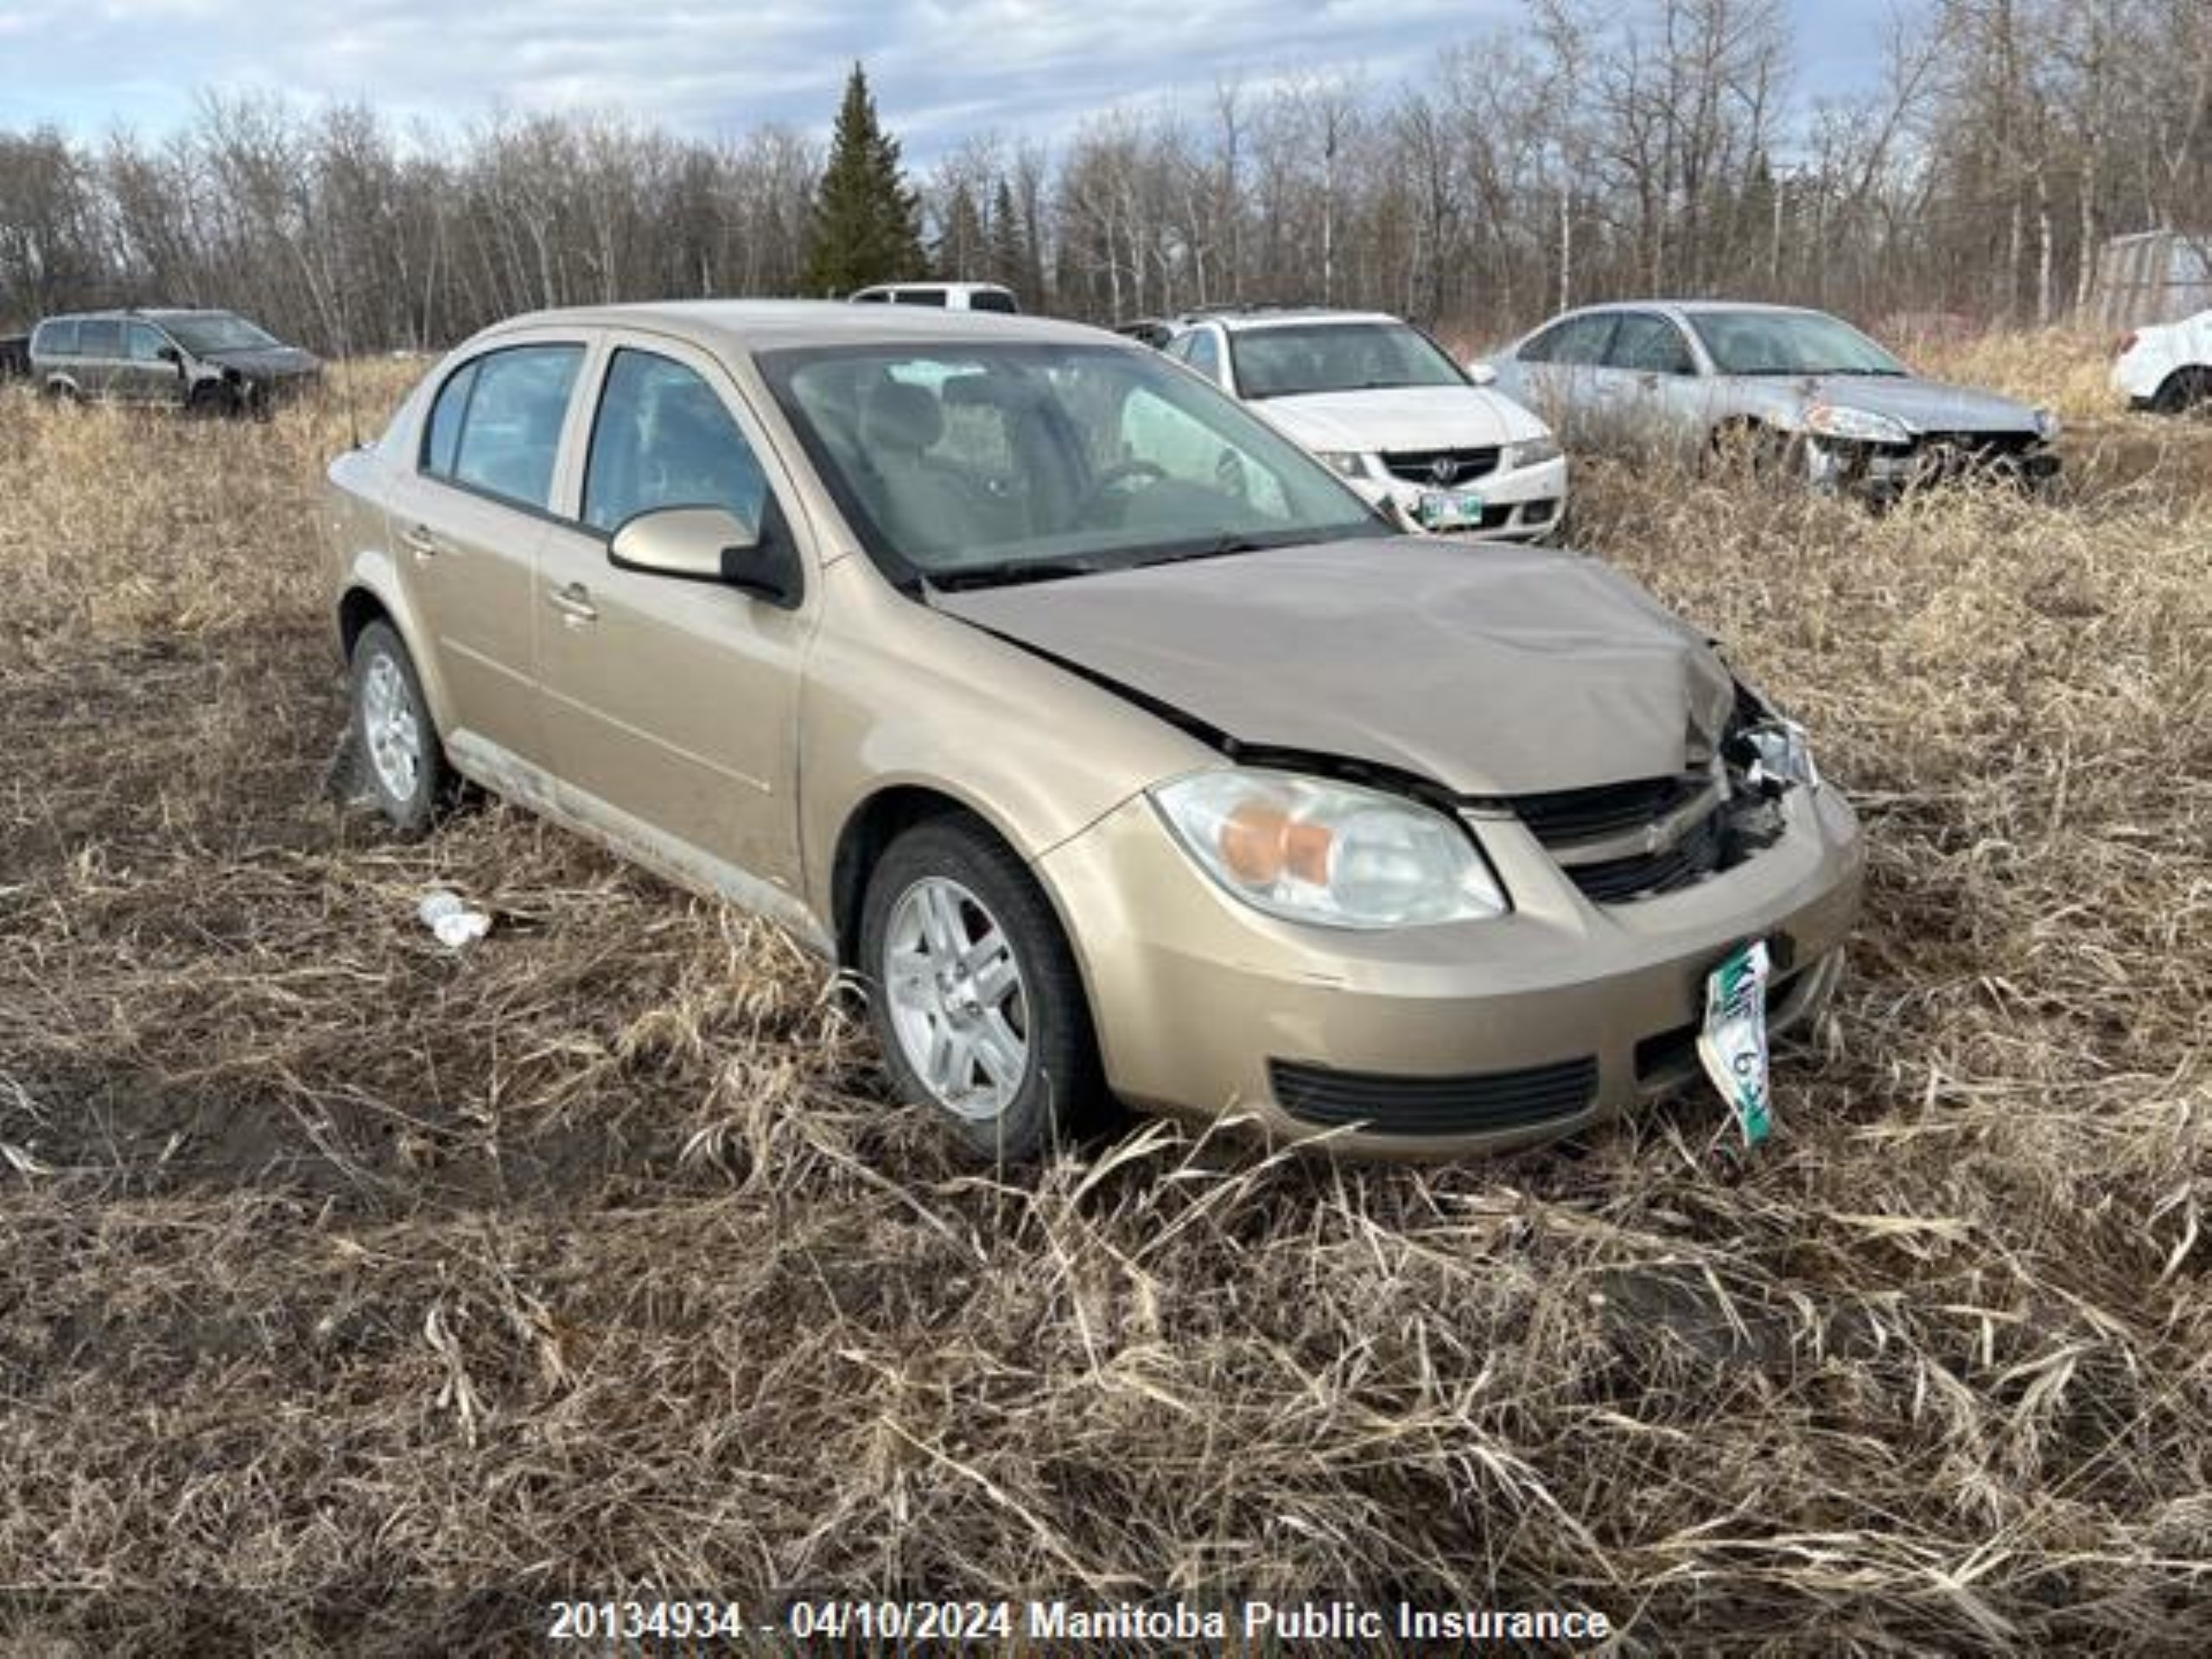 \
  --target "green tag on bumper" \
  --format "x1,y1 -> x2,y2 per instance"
1698,941 -> 1773,1146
